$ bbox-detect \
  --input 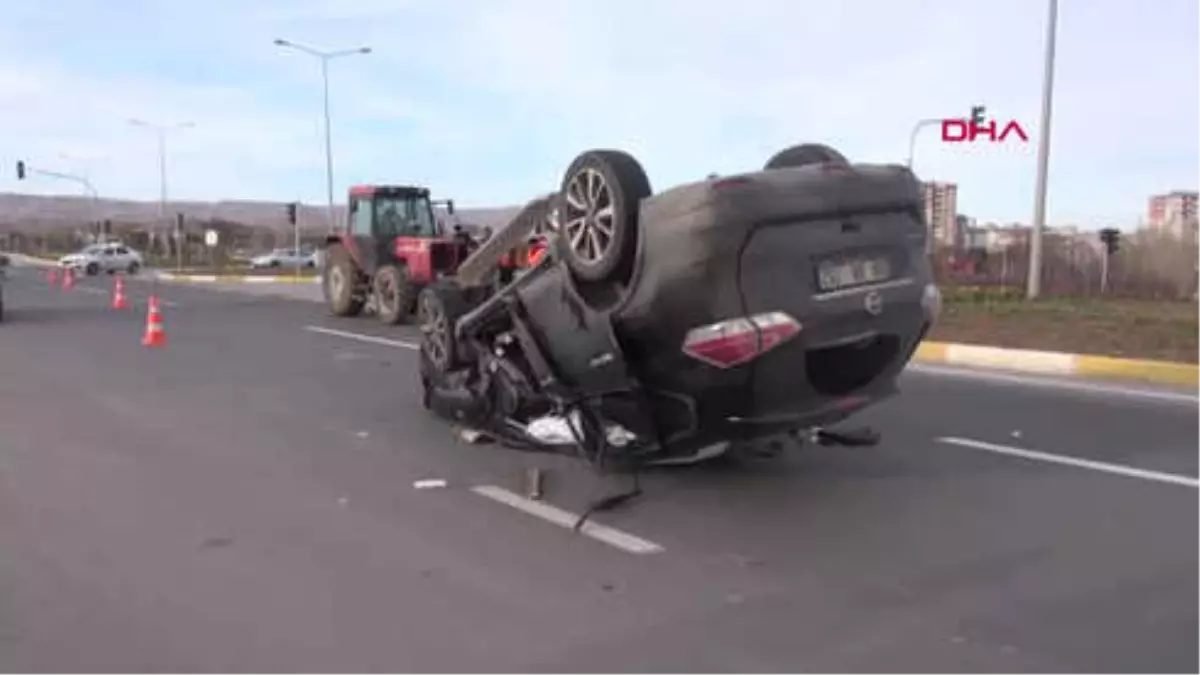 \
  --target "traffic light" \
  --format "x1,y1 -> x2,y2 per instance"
970,105 -> 986,127
1099,227 -> 1121,255
16,160 -> 25,180
286,202 -> 297,225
